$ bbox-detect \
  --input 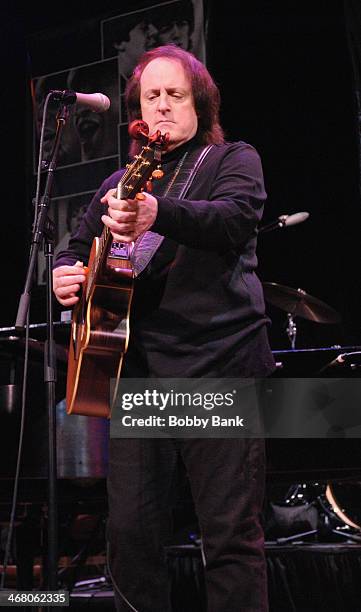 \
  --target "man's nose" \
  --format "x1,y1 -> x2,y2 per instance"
157,92 -> 171,112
